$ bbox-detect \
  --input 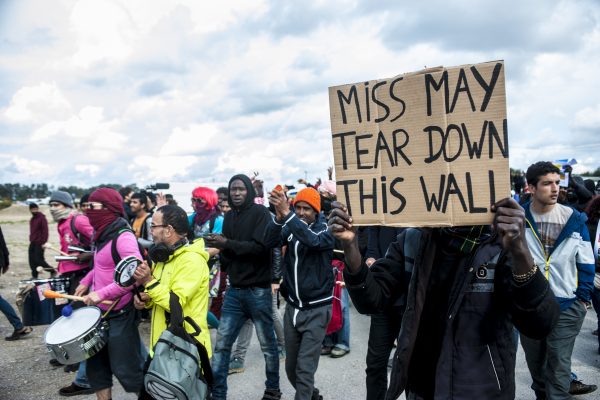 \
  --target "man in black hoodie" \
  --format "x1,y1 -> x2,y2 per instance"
205,174 -> 281,400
